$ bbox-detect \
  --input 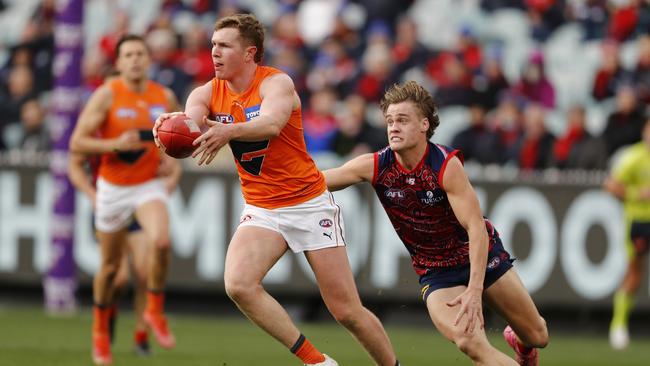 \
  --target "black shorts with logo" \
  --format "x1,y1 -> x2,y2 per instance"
419,235 -> 514,302
630,221 -> 650,256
